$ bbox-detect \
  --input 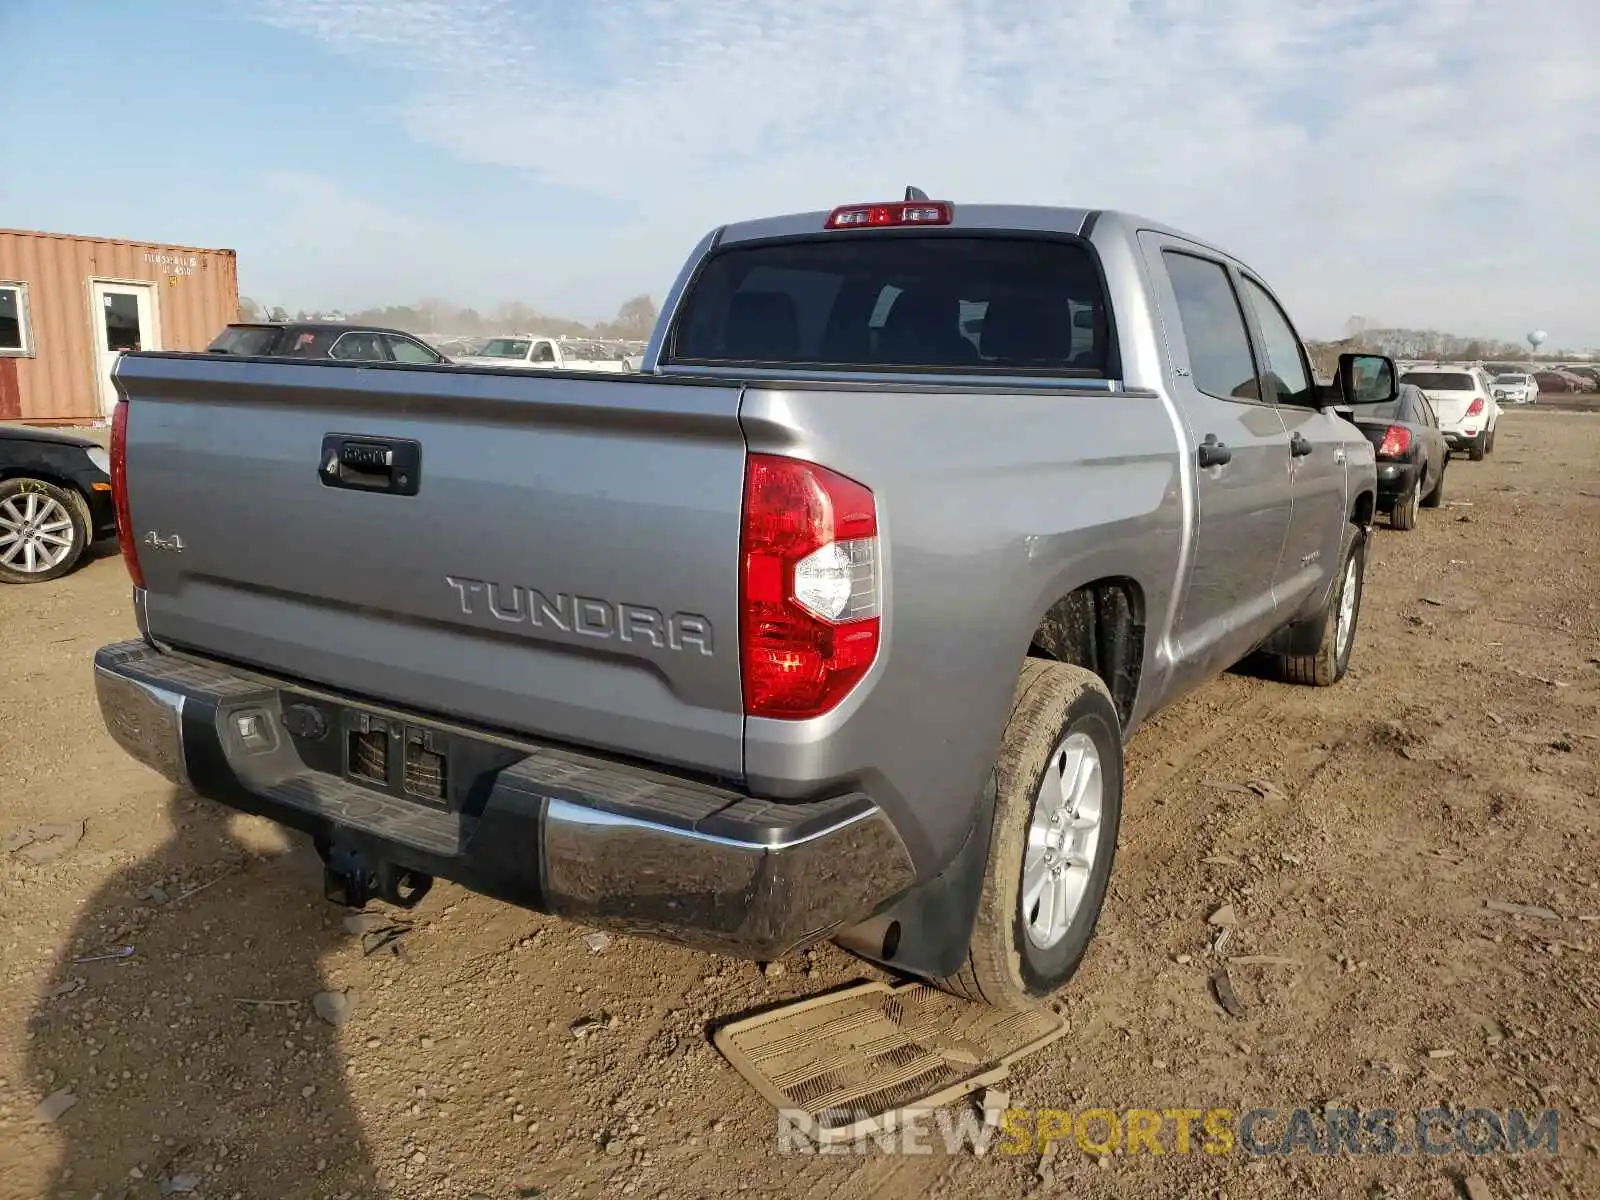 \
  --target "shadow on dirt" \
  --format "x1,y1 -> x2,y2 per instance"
25,787 -> 377,1199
